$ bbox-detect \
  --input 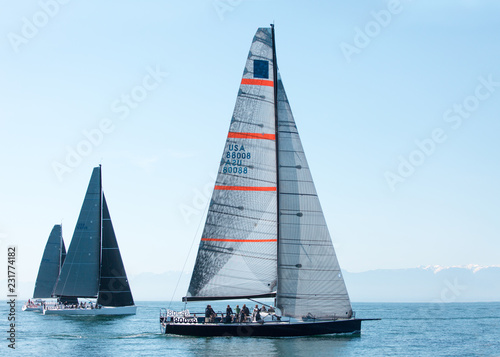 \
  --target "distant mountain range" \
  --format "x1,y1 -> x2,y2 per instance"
343,265 -> 500,302
11,265 -> 500,302
128,265 -> 500,302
